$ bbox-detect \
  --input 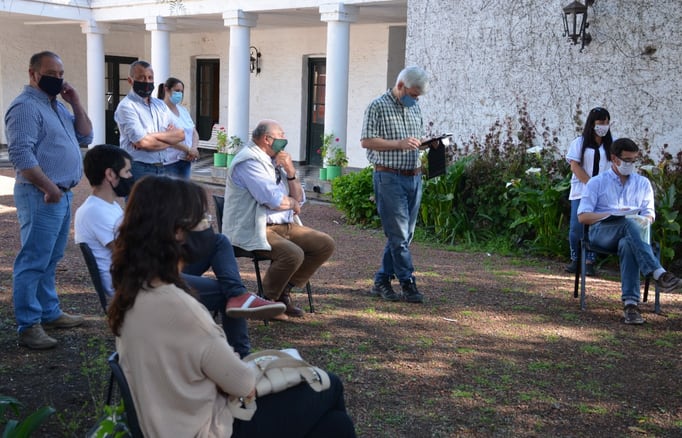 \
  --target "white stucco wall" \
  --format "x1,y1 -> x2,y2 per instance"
407,0 -> 682,156
0,22 -> 88,144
